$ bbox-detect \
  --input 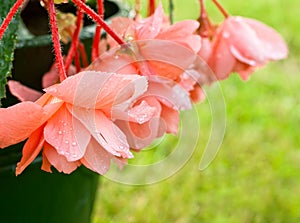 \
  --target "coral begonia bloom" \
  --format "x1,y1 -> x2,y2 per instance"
1,71 -> 148,175
204,16 -> 288,80
88,40 -> 210,149
106,4 -> 202,81
108,4 -> 201,50
114,76 -> 190,149
93,39 -> 213,102
100,4 -> 212,104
